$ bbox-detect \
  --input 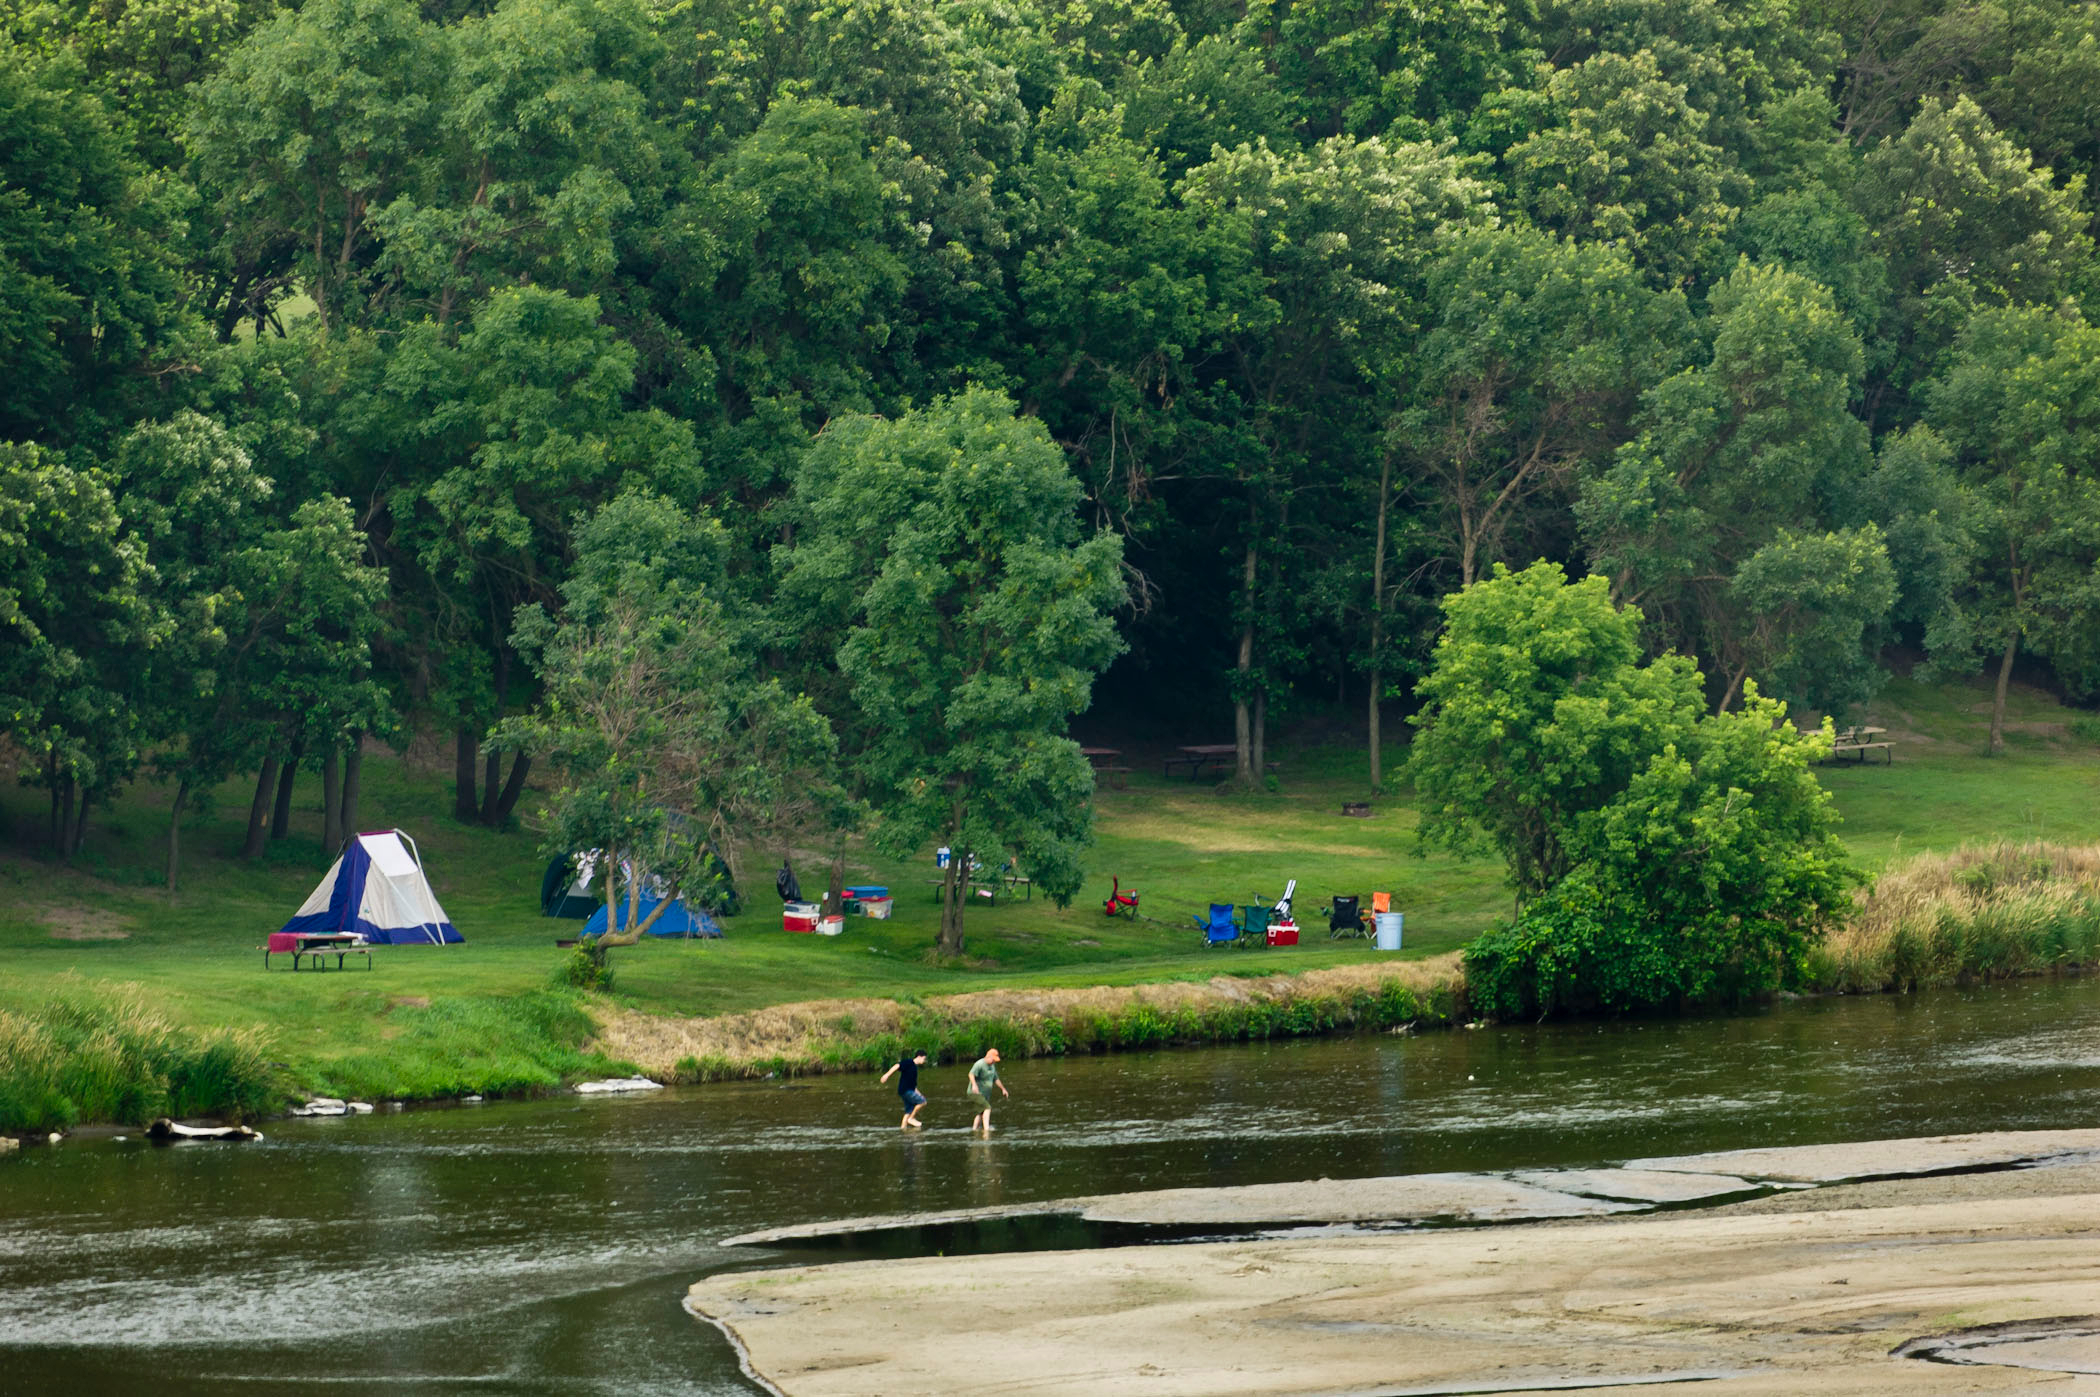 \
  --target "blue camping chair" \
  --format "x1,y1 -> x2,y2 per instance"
1196,903 -> 1240,947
